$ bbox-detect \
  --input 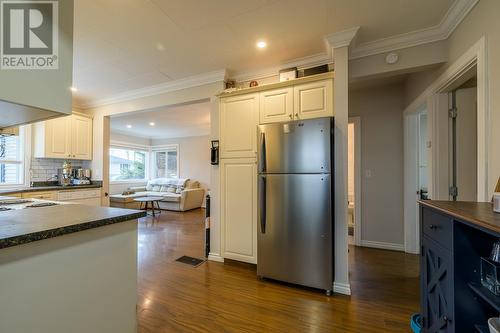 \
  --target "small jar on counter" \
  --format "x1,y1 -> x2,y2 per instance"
493,193 -> 500,213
